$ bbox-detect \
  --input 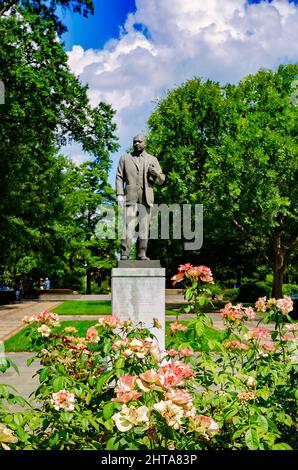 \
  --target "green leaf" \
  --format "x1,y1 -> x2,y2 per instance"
195,320 -> 204,337
232,427 -> 246,440
185,288 -> 193,302
6,358 -> 19,375
13,414 -> 24,427
267,418 -> 279,434
115,358 -> 125,369
282,414 -> 293,427
60,411 -> 73,423
103,338 -> 112,355
257,389 -> 270,401
103,418 -> 114,431
97,371 -> 113,393
256,415 -> 268,433
89,418 -> 99,431
183,305 -> 192,313
103,402 -> 115,421
106,436 -> 119,450
28,416 -> 40,430
203,314 -> 213,326
245,428 -> 260,450
178,342 -> 191,350
0,384 -> 10,399
81,418 -> 89,430
50,432 -> 59,447
16,426 -> 28,442
198,295 -> 208,307
52,376 -> 66,392
27,357 -> 35,367
39,366 -> 49,383
272,443 -> 293,450
224,408 -> 239,422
